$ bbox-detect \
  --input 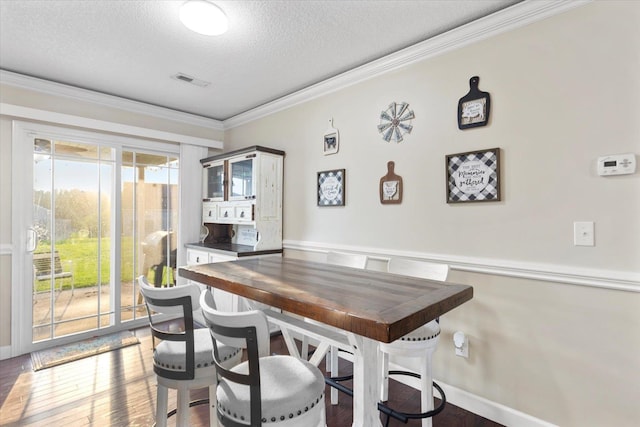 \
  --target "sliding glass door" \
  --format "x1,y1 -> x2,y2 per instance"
16,122 -> 179,351
32,138 -> 114,341
120,151 -> 179,322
